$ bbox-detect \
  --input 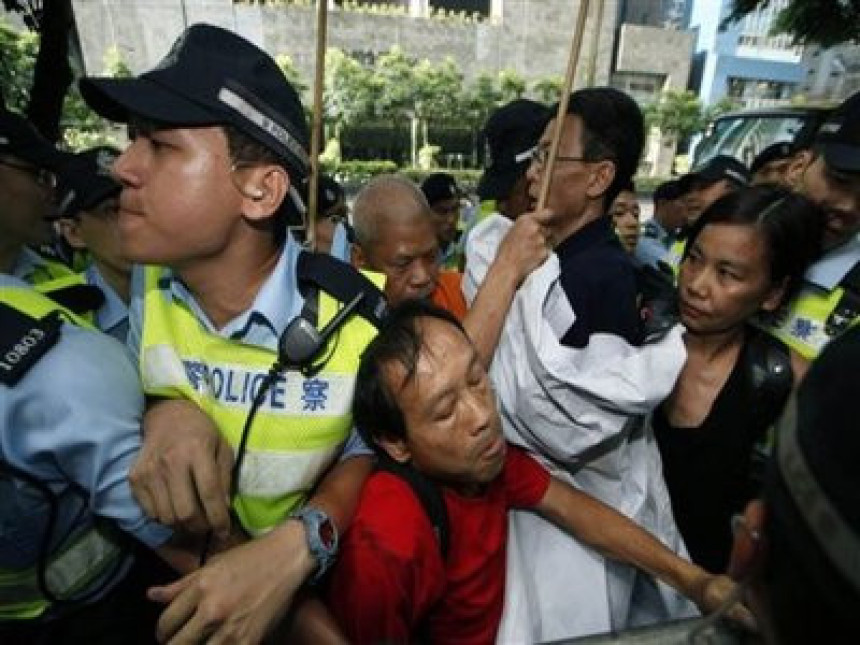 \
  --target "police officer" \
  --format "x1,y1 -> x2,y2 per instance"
476,98 -> 549,222
0,275 -> 196,644
635,179 -> 686,270
0,109 -> 72,284
45,146 -> 130,341
757,91 -> 860,359
79,24 -> 383,643
662,155 -> 750,275
421,172 -> 466,270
